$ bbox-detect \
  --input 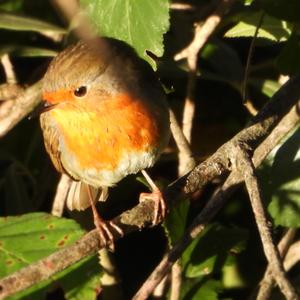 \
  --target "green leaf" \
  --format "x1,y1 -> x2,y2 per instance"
80,0 -> 170,68
249,78 -> 281,97
182,224 -> 248,278
163,200 -> 190,246
256,0 -> 300,22
0,13 -> 66,34
0,45 -> 57,57
276,33 -> 300,75
225,12 -> 292,42
181,279 -> 221,300
0,213 -> 101,299
259,126 -> 300,227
